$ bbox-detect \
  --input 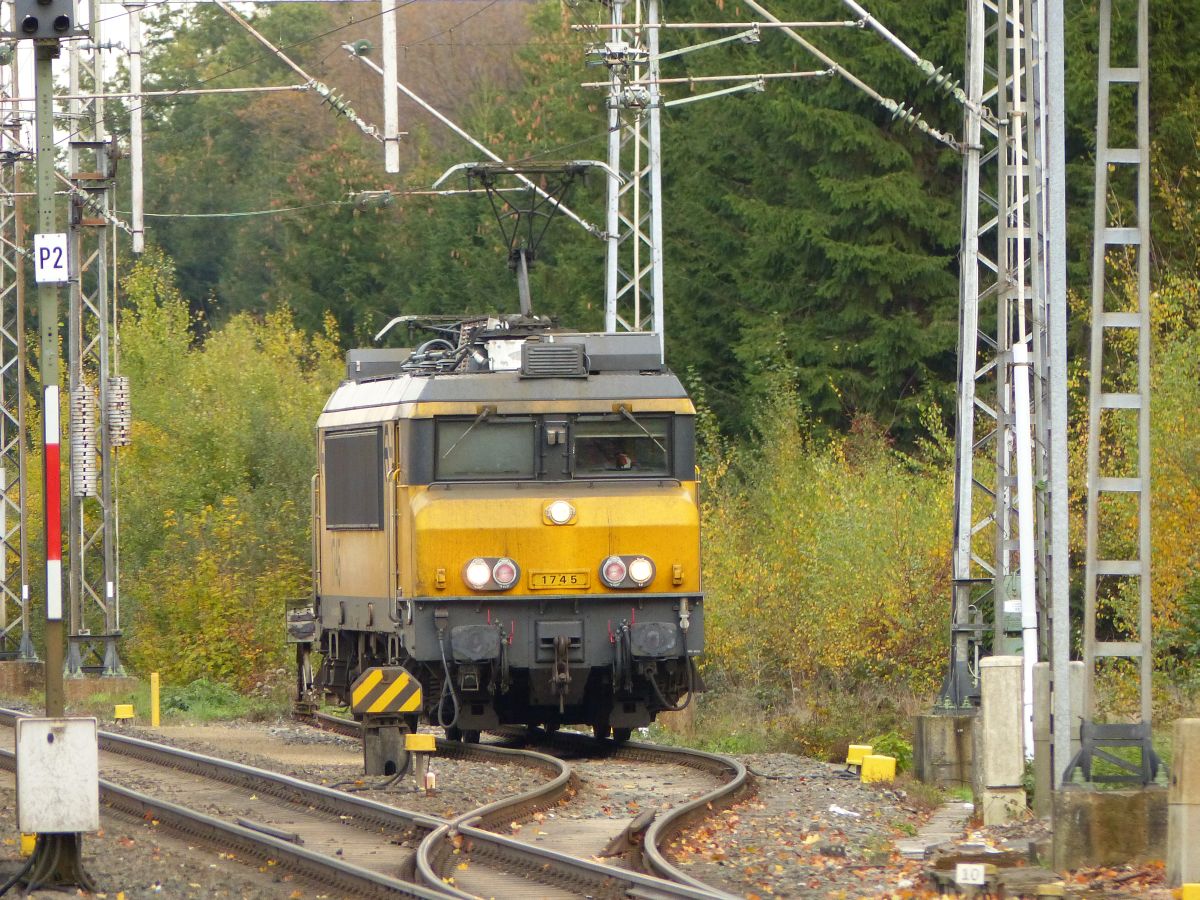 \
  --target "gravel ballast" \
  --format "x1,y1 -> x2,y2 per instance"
0,719 -> 1178,898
